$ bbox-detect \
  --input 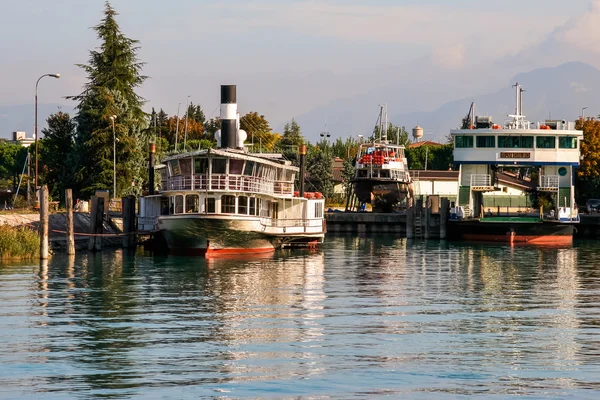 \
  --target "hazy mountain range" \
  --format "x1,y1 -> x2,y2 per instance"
292,62 -> 600,143
2,62 -> 599,143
